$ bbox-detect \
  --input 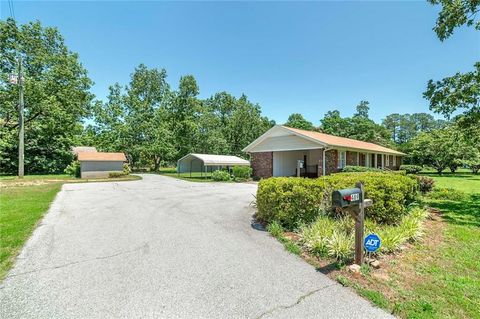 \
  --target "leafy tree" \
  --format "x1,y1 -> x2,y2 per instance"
226,95 -> 274,156
0,18 -> 93,173
424,63 -> 480,128
429,0 -> 480,41
320,103 -> 393,147
170,75 -> 200,158
284,113 -> 315,130
382,112 -> 446,144
425,0 -> 479,133
122,64 -> 172,169
354,100 -> 370,118
406,128 -> 465,174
